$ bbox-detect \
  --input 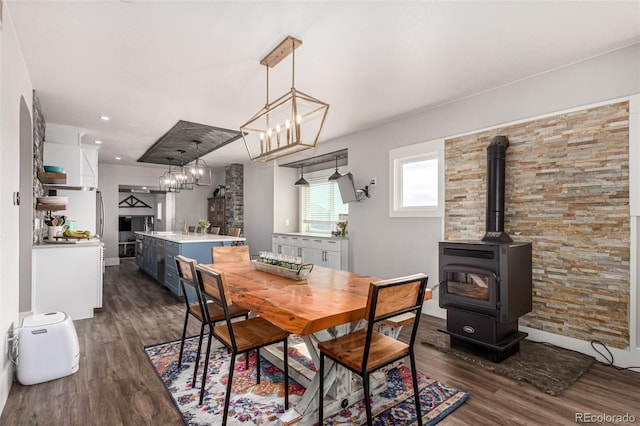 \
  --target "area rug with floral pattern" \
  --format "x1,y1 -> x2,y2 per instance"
144,335 -> 469,425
